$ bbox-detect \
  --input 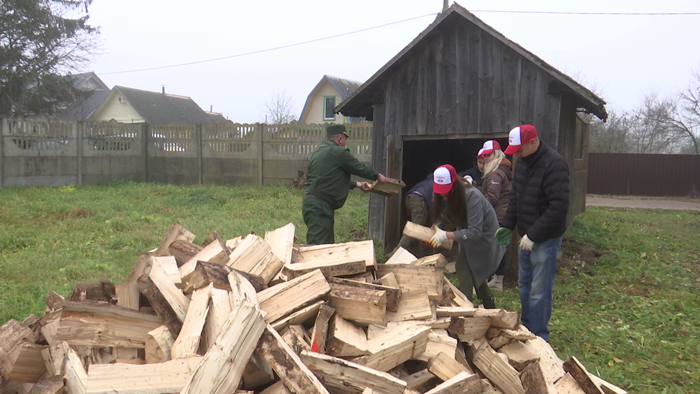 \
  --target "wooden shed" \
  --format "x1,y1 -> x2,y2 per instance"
337,4 -> 607,249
